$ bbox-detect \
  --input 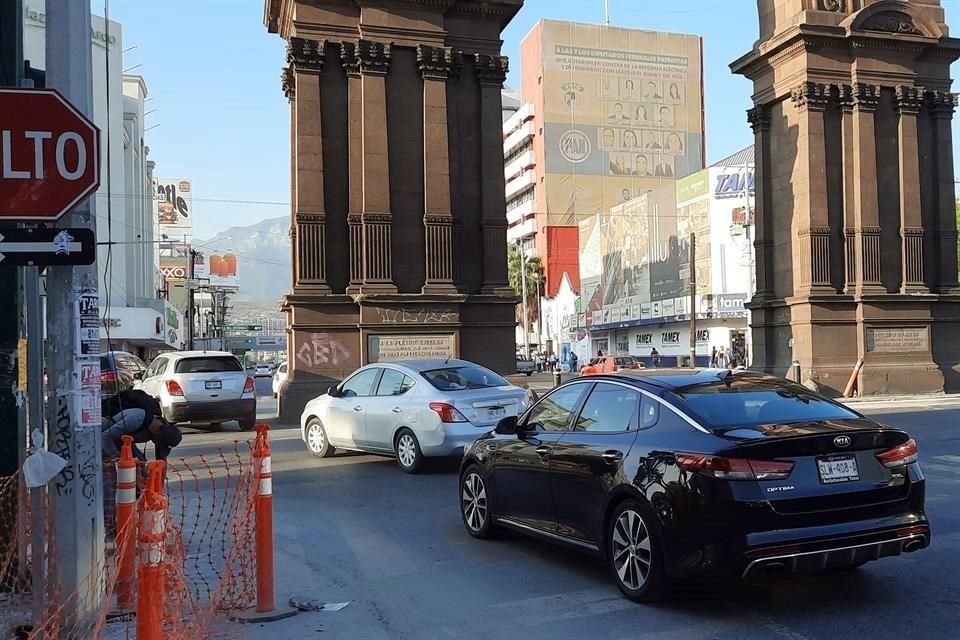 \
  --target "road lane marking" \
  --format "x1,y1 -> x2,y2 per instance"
923,463 -> 960,476
932,455 -> 960,464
